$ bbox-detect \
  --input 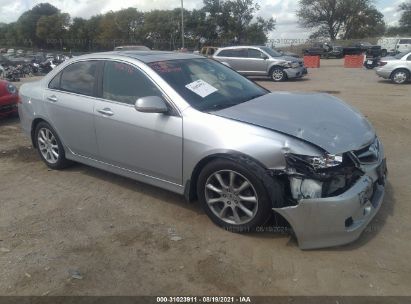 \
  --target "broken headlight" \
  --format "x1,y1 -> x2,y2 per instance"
285,153 -> 343,171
